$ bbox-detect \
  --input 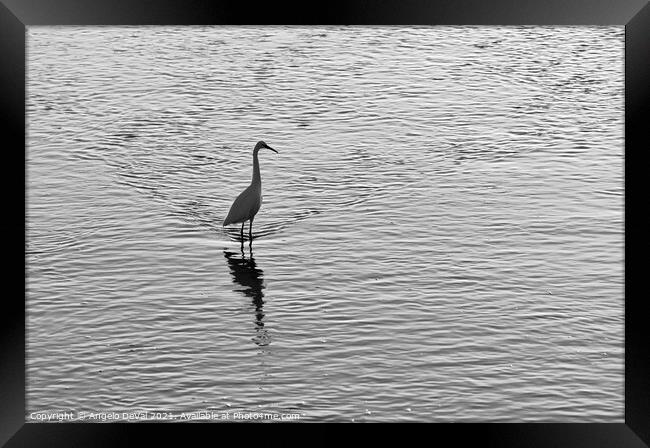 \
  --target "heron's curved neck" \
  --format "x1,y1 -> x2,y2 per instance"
252,149 -> 261,185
